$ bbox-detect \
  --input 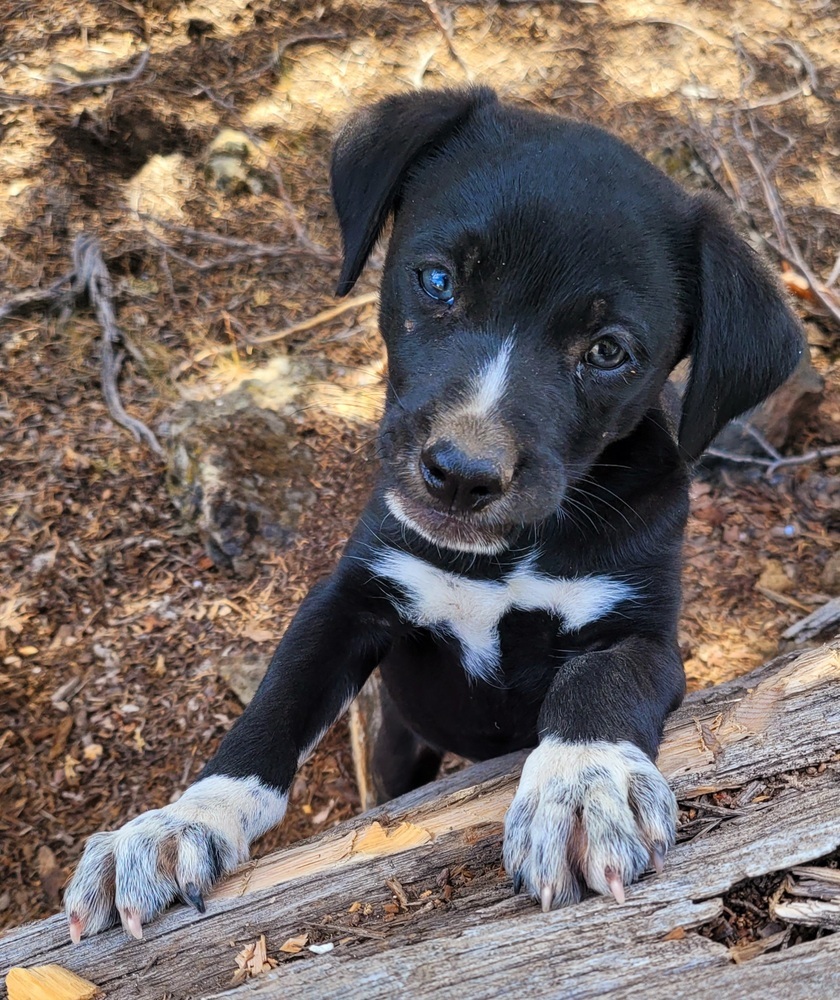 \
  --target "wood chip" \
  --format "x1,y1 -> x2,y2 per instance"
279,933 -> 308,955
231,935 -> 278,984
6,965 -> 100,1000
